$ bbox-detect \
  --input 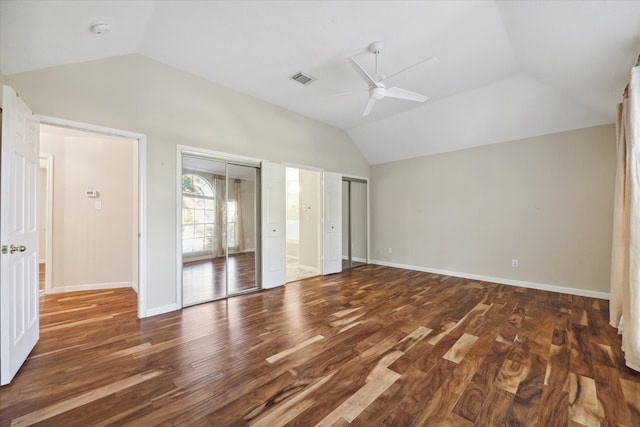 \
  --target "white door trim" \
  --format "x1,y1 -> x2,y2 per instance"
35,115 -> 148,318
39,153 -> 53,293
